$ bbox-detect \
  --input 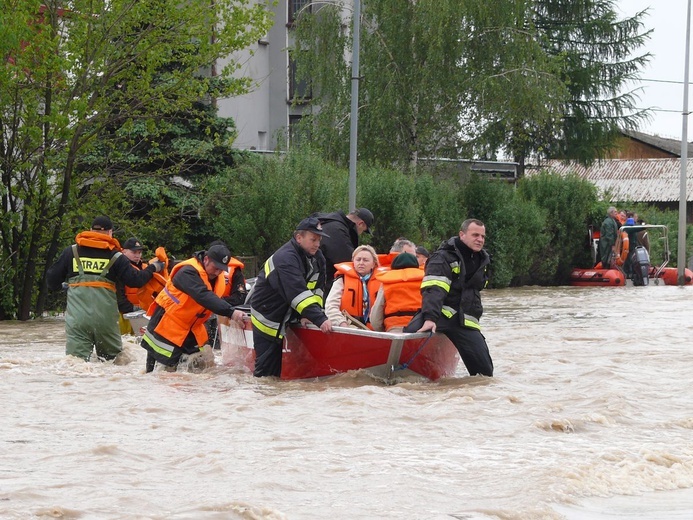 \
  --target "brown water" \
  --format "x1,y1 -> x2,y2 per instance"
2,286 -> 693,519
